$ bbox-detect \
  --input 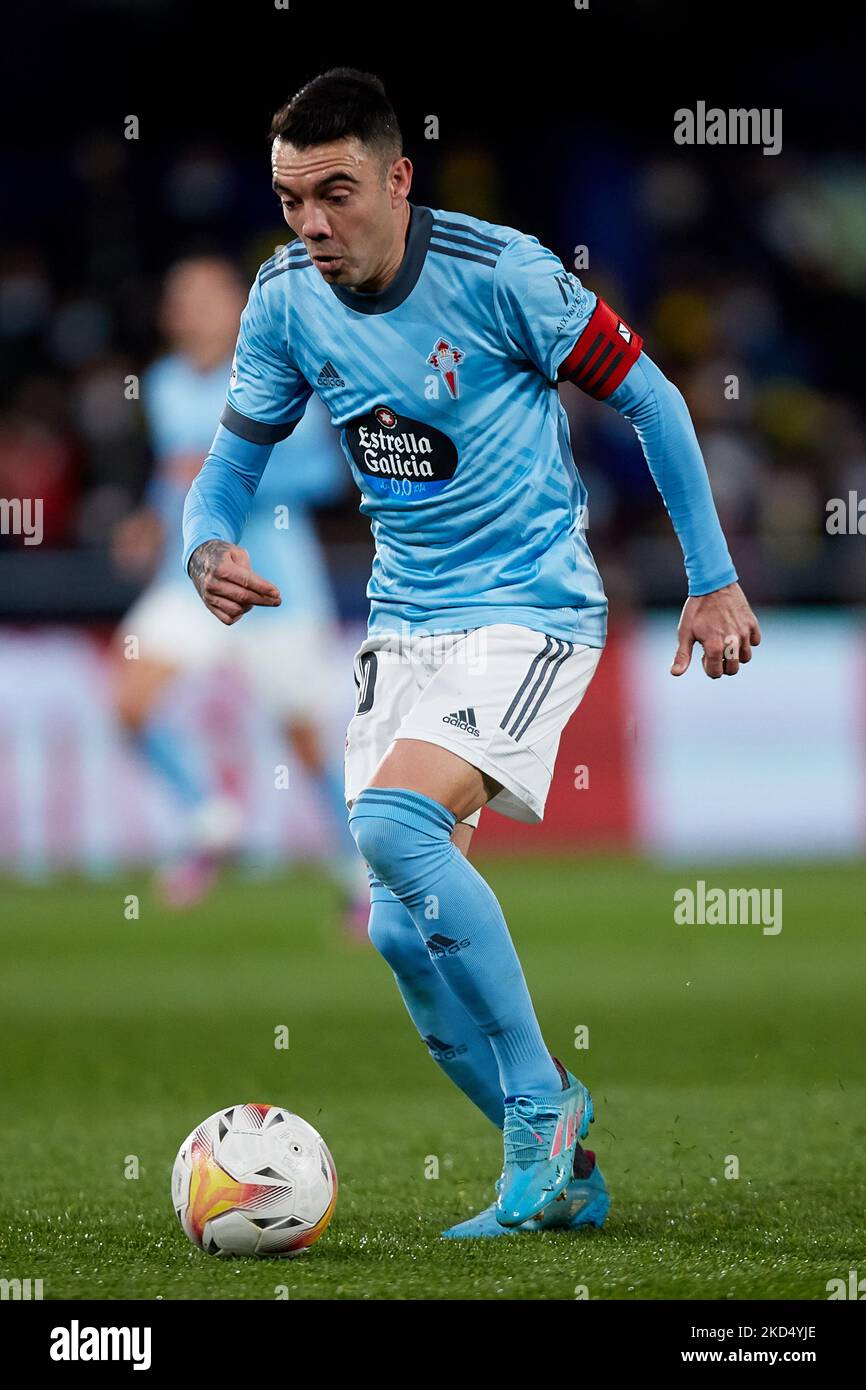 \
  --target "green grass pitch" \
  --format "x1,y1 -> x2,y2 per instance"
1,856 -> 863,1300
